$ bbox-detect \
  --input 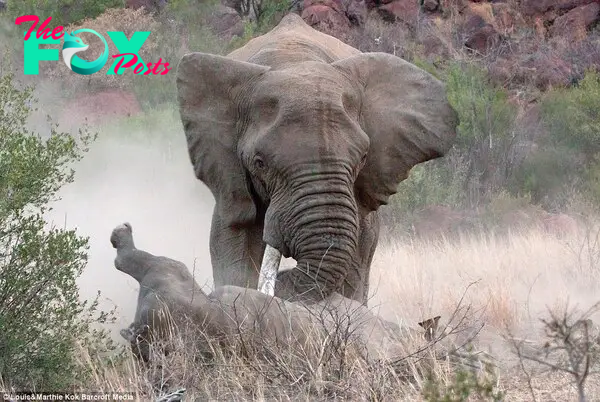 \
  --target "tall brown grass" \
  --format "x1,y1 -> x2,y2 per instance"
66,221 -> 600,401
